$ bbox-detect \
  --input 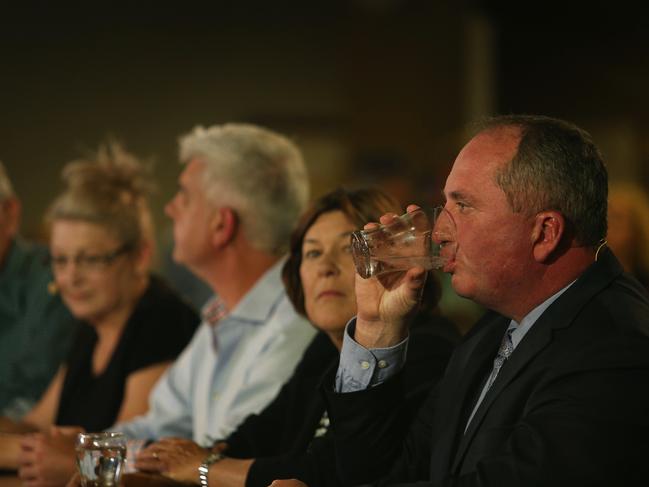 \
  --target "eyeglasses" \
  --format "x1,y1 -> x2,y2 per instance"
48,244 -> 133,273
